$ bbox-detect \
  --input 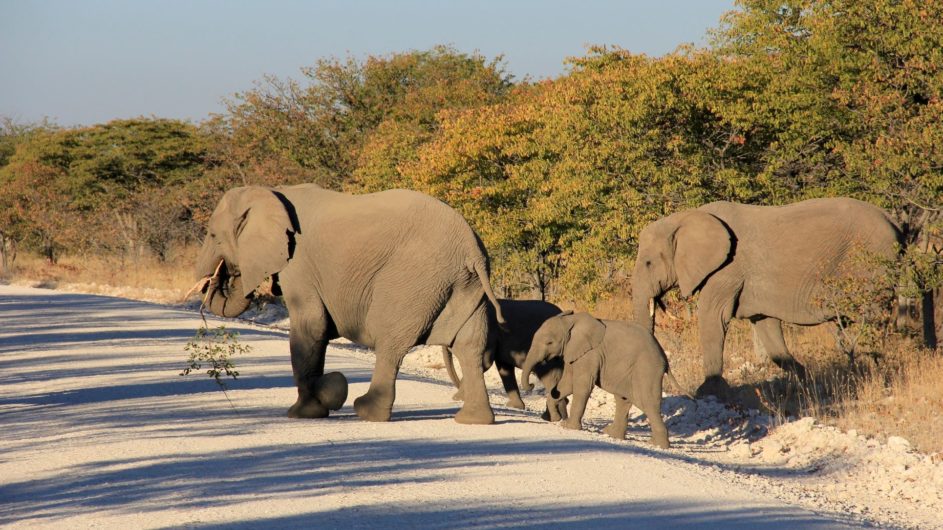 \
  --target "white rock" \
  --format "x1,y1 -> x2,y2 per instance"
793,417 -> 816,431
887,436 -> 911,453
